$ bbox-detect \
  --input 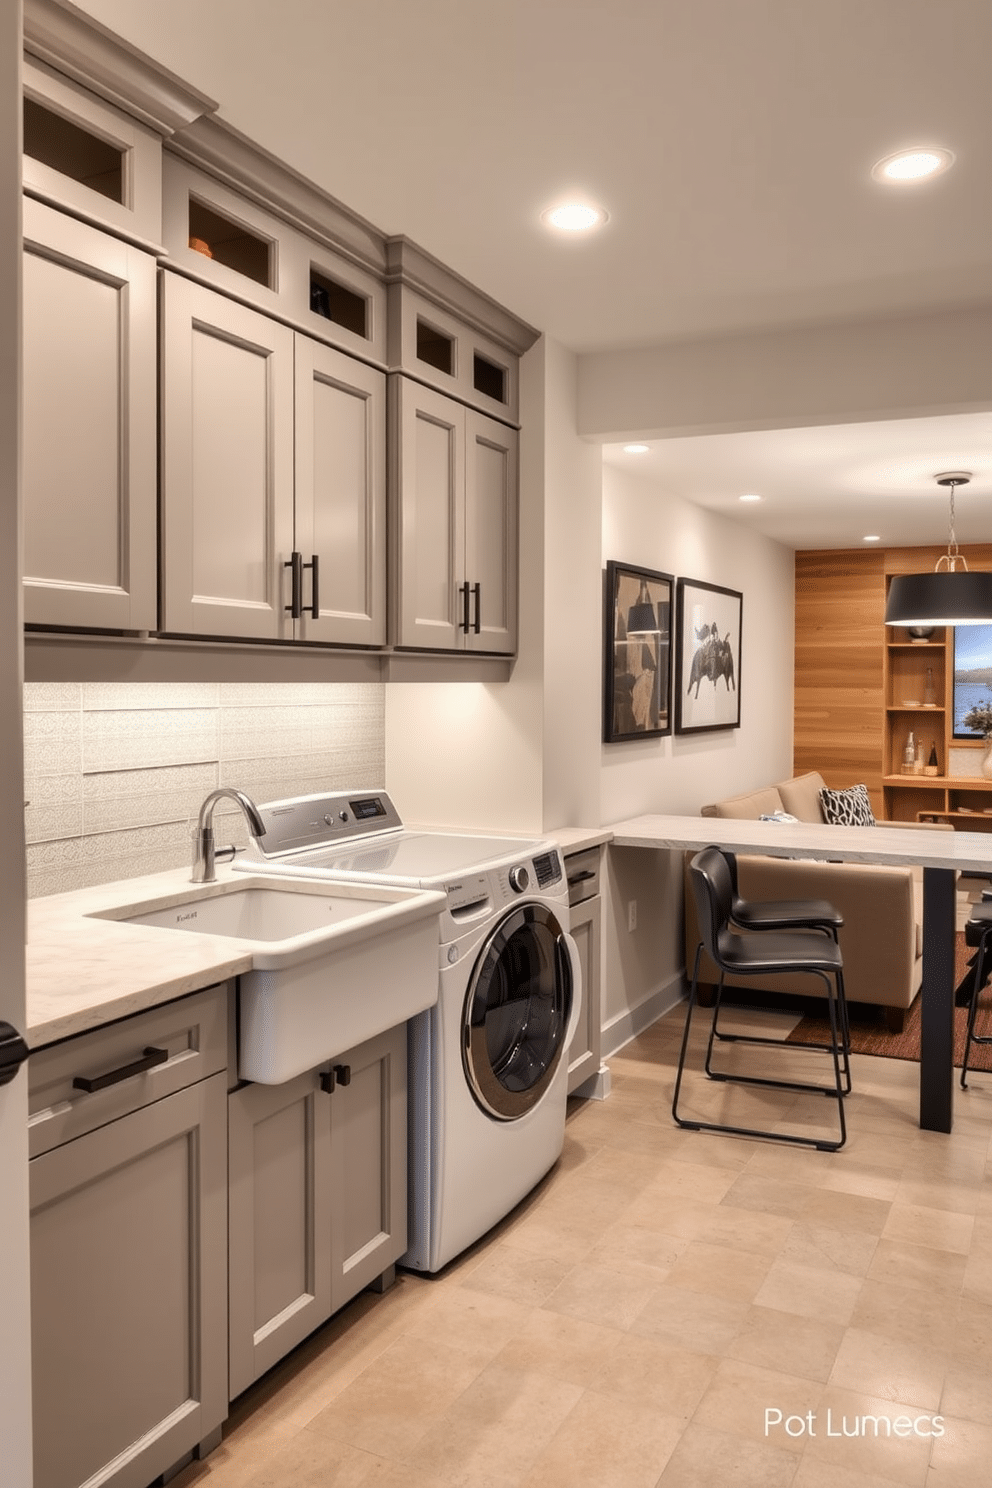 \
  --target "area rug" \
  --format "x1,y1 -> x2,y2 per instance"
786,932 -> 992,1071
